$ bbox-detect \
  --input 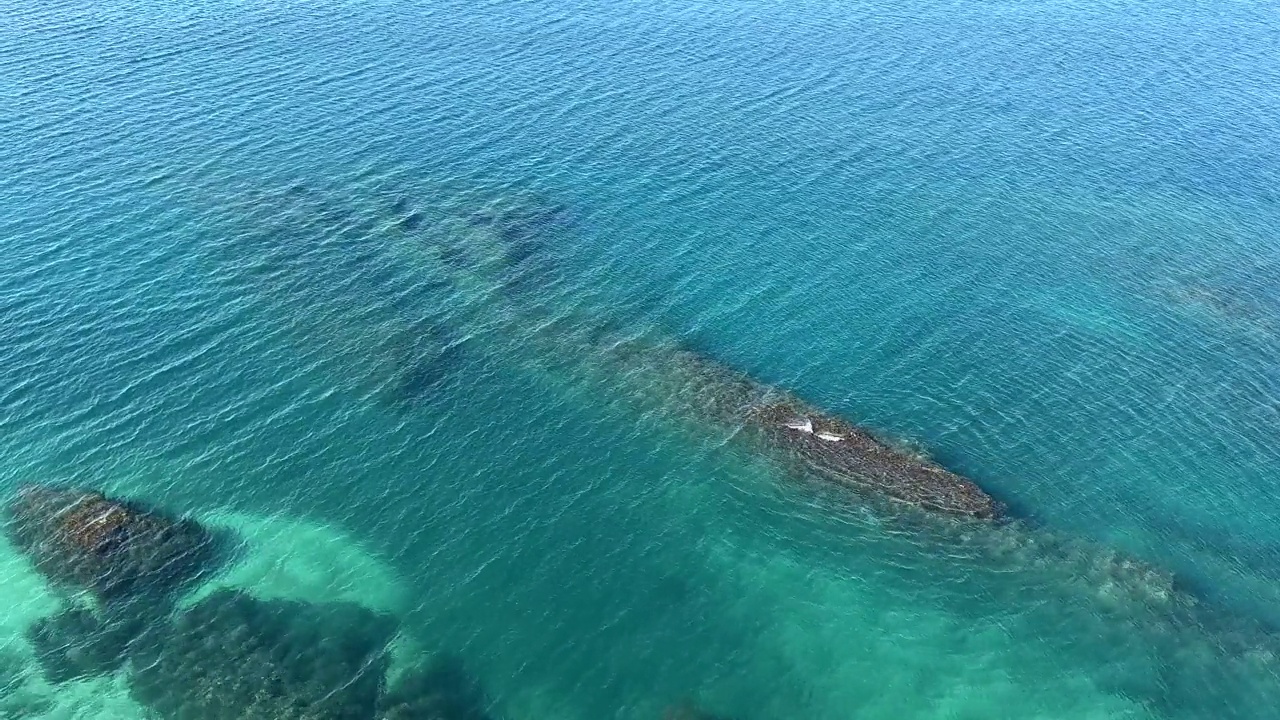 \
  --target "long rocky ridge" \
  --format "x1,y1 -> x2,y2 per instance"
362,182 -> 1004,521
216,177 -> 1002,521
89,174 -> 1280,718
665,346 -> 1001,519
